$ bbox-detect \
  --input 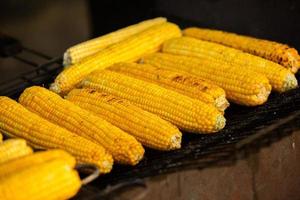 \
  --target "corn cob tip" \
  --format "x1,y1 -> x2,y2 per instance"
215,95 -> 230,112
282,73 -> 298,92
102,160 -> 113,171
249,82 -> 271,105
63,51 -> 72,67
215,115 -> 226,132
170,134 -> 182,149
49,82 -> 61,94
